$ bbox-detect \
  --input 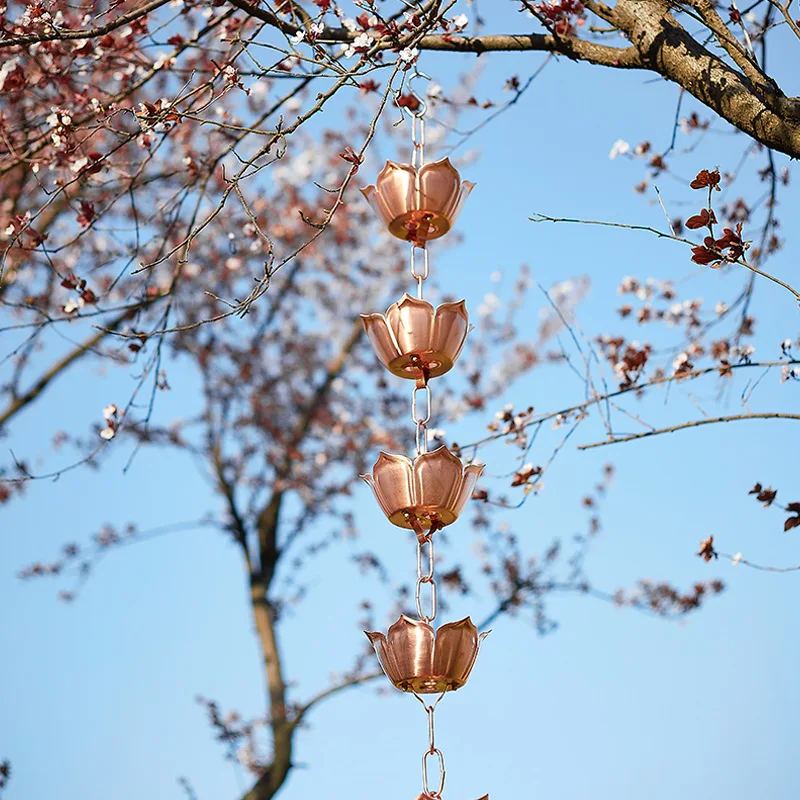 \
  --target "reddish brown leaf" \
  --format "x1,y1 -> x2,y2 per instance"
690,168 -> 721,190
697,536 -> 716,562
